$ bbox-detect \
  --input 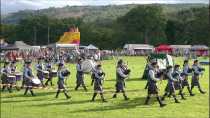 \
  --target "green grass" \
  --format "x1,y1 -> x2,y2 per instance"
1,56 -> 209,118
